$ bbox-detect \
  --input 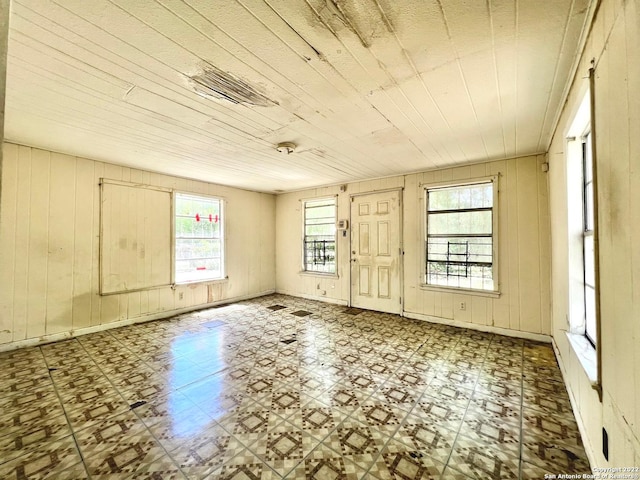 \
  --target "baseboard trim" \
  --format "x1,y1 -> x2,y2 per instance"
403,311 -> 552,343
0,290 -> 275,352
3,291 -> 550,351
272,294 -> 551,342
551,338 -> 599,471
274,290 -> 349,306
